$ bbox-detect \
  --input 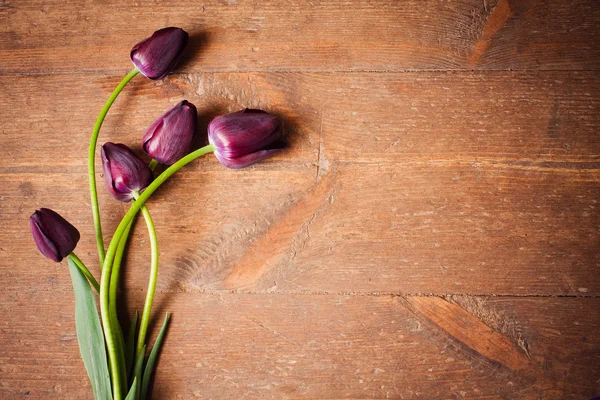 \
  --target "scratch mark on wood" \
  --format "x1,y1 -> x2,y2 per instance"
315,104 -> 329,181
560,273 -> 577,295
547,97 -> 561,138
468,0 -> 512,65
247,317 -> 299,345
403,296 -> 531,371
